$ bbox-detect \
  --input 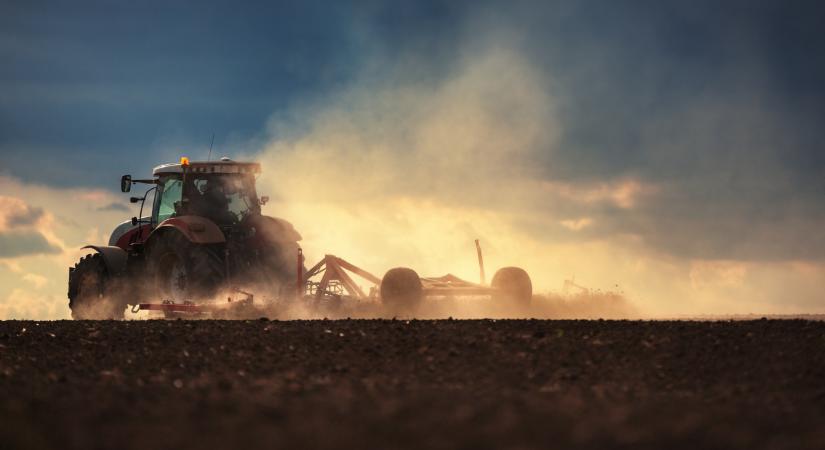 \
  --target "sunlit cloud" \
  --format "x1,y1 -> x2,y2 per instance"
0,175 -> 138,319
538,179 -> 658,210
559,218 -> 593,231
